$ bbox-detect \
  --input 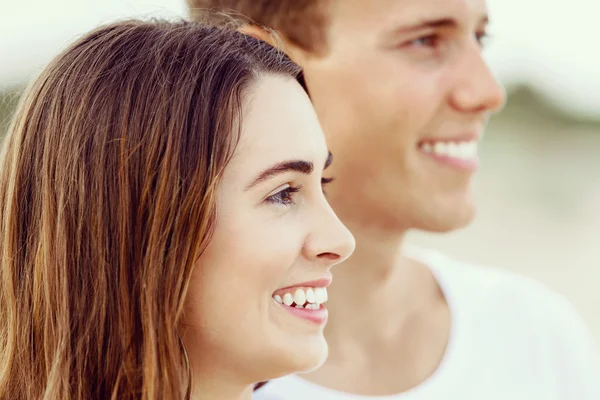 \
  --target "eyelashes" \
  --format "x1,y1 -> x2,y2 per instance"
265,185 -> 301,206
264,177 -> 335,207
321,176 -> 334,195
321,177 -> 335,185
